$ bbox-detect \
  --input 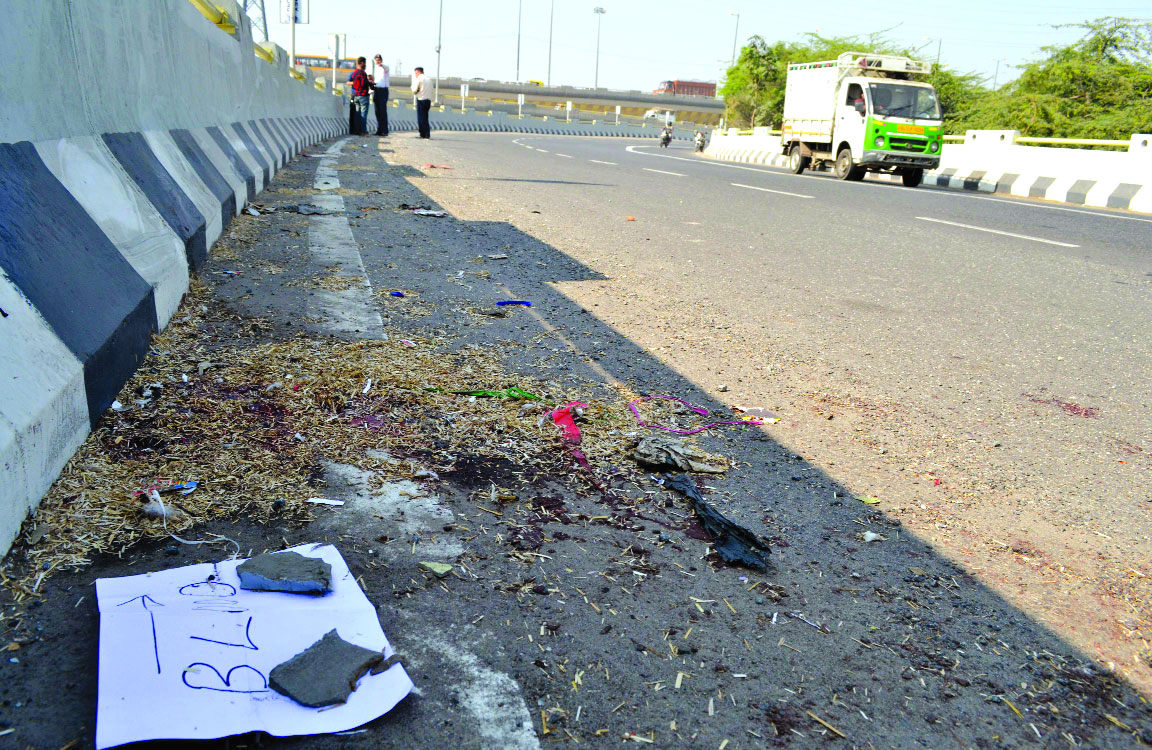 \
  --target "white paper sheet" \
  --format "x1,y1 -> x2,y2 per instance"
95,543 -> 412,749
